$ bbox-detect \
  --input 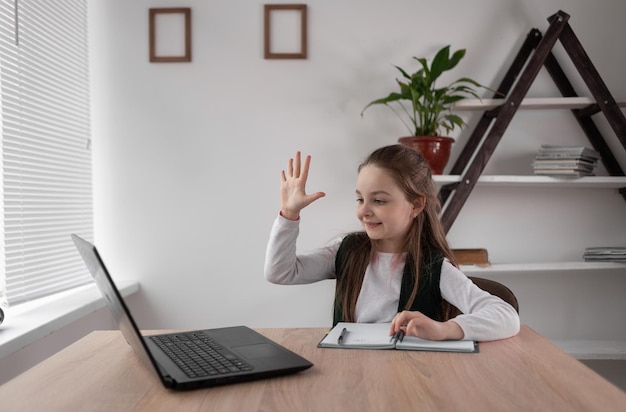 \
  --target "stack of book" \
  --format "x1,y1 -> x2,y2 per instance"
583,247 -> 626,262
532,145 -> 600,177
